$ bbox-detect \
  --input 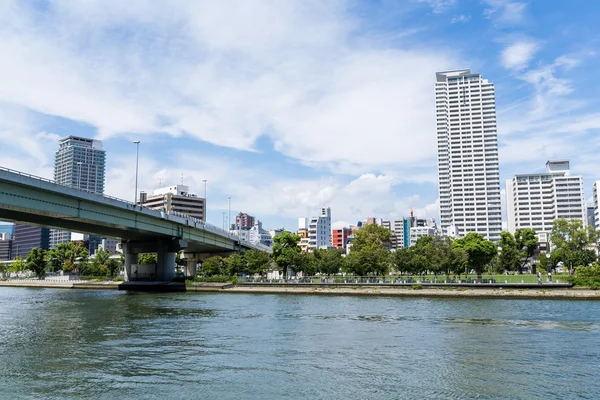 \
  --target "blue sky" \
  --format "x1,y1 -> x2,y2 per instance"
0,0 -> 599,231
